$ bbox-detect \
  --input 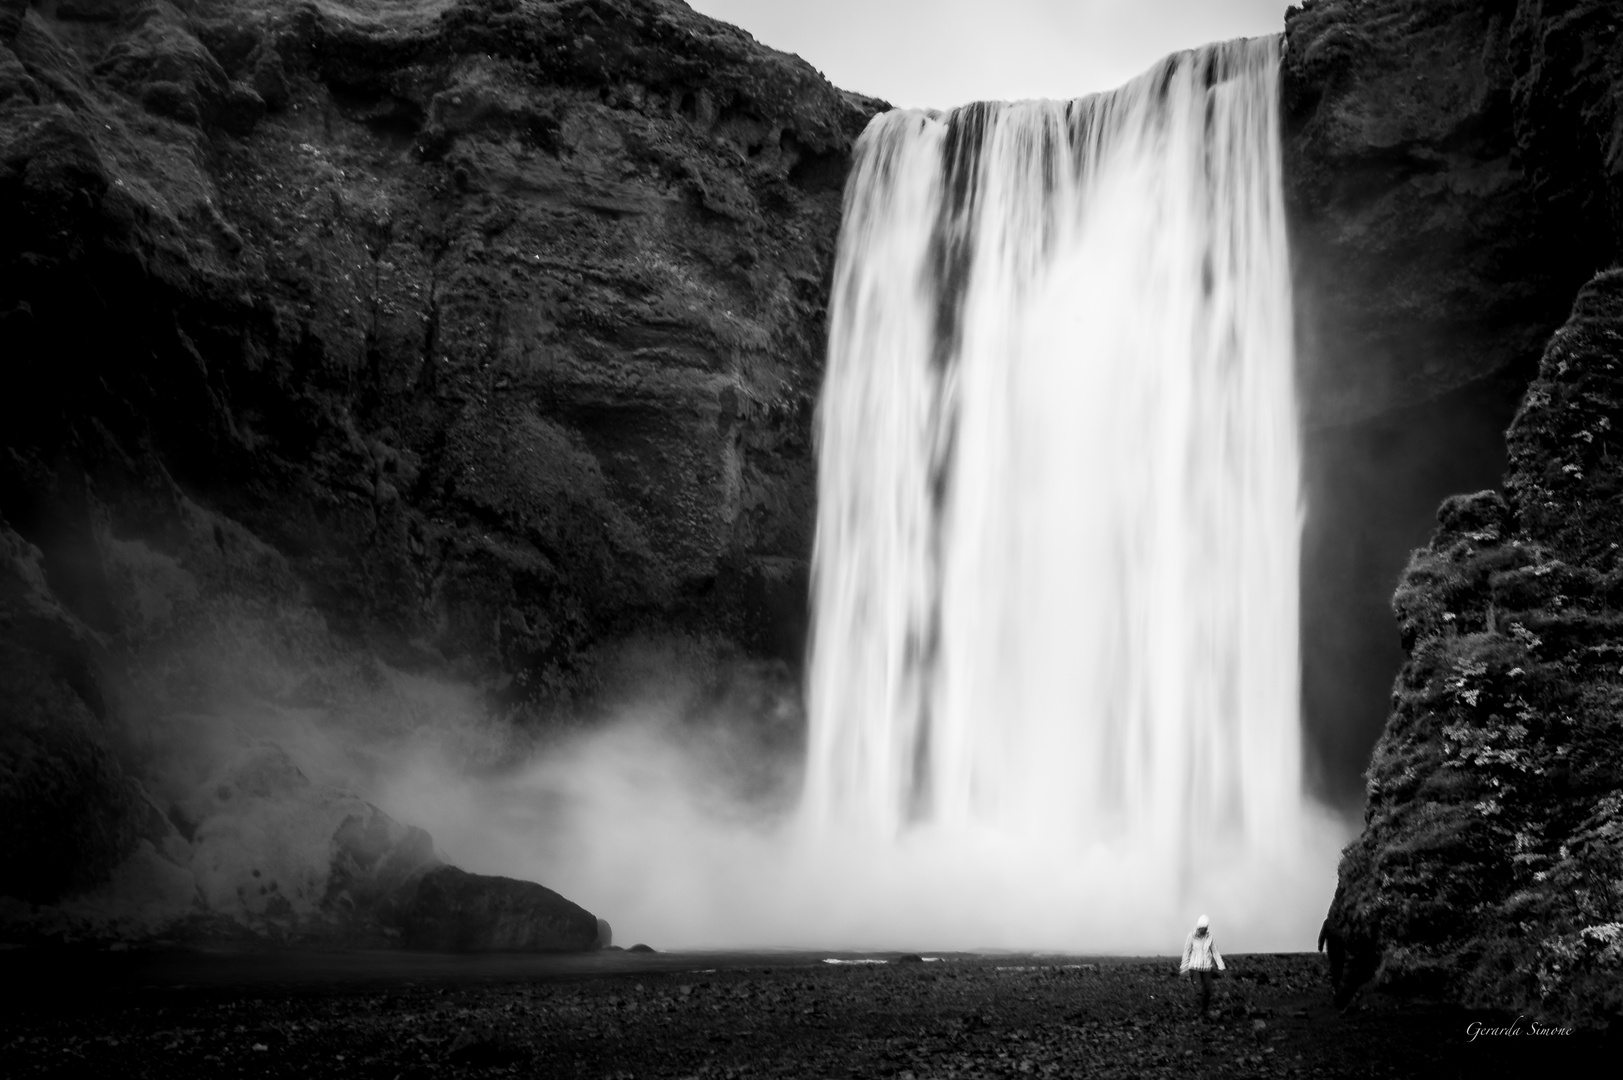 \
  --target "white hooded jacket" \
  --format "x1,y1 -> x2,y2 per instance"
1180,929 -> 1225,974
